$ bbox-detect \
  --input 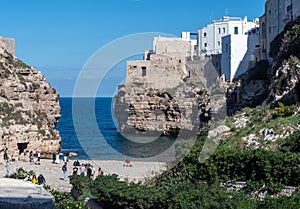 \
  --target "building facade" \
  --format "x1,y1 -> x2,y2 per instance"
260,0 -> 300,62
197,16 -> 258,57
221,26 -> 260,81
